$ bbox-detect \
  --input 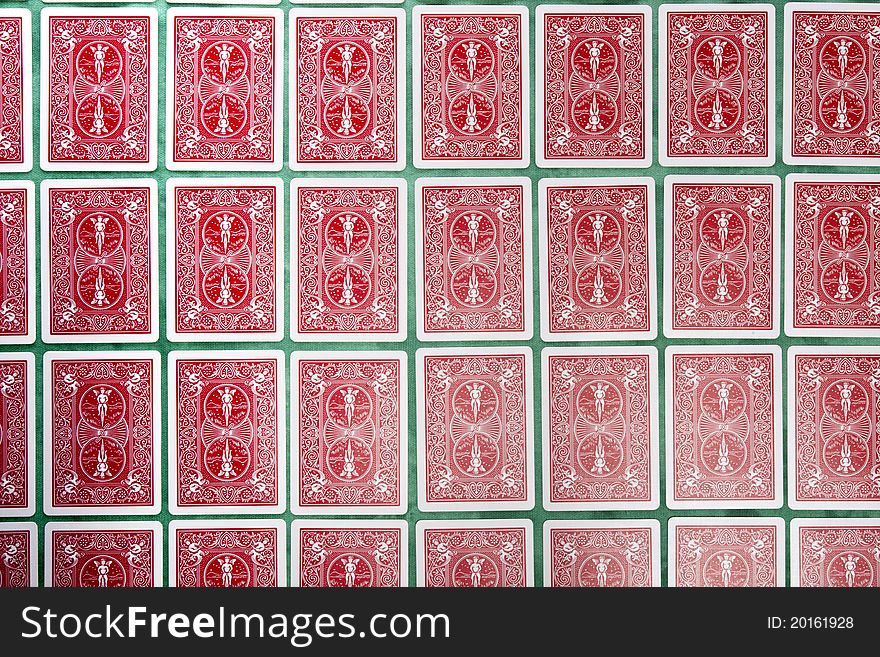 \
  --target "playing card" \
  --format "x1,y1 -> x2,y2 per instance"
292,351 -> 406,515
791,518 -> 880,587
536,5 -> 651,167
0,523 -> 36,587
166,9 -> 283,171
789,347 -> 880,509
416,348 -> 533,512
170,520 -> 286,588
46,521 -> 162,587
167,178 -> 284,342
292,520 -> 408,587
543,520 -> 660,588
169,351 -> 285,515
669,517 -> 785,587
415,178 -> 532,340
416,519 -> 533,587
43,351 -> 160,516
666,346 -> 783,509
0,181 -> 35,345
660,5 -> 775,166
542,347 -> 659,511
785,174 -> 880,336
664,176 -> 781,338
414,6 -> 529,168
41,179 -> 159,344
291,179 -> 406,341
290,9 -> 406,171
0,10 -> 31,172
539,178 -> 656,341
41,9 -> 157,171
784,4 -> 880,165
0,354 -> 34,517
